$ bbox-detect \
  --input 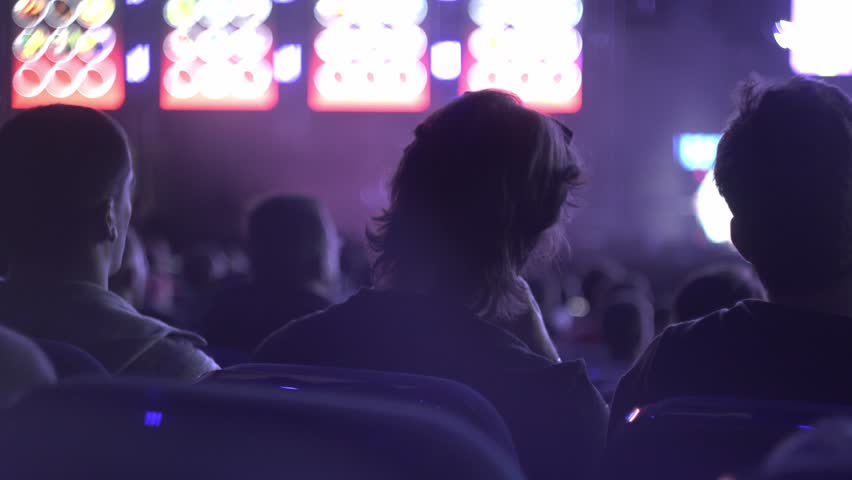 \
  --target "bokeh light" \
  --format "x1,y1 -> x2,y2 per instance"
695,169 -> 732,244
309,0 -> 430,111
461,0 -> 584,112
160,0 -> 278,110
11,0 -> 125,109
